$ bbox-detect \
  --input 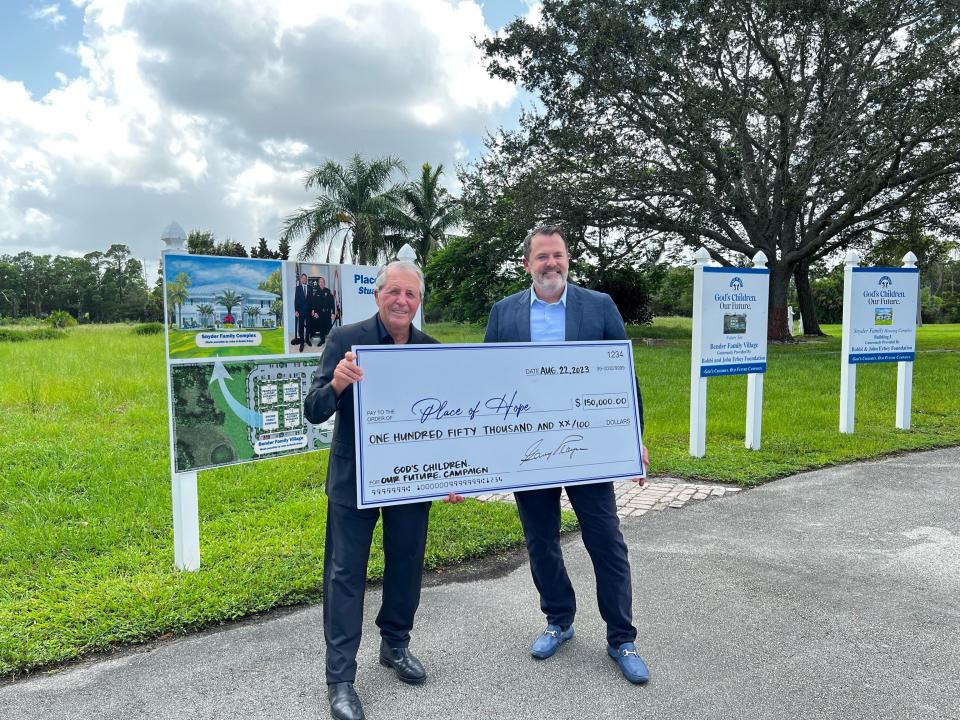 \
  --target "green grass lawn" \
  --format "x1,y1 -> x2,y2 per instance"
0,325 -> 576,676
0,319 -> 958,677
